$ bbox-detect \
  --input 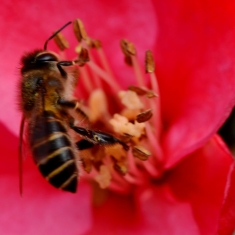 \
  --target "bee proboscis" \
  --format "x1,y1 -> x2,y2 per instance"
19,21 -> 128,194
